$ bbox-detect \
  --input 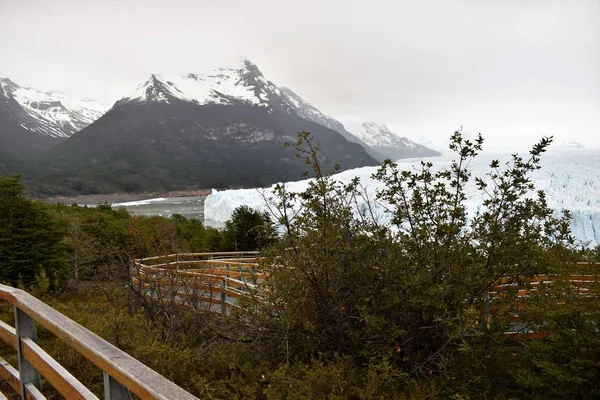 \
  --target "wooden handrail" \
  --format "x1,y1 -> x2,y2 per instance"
131,252 -> 266,318
137,251 -> 259,263
132,253 -> 598,340
0,284 -> 198,400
